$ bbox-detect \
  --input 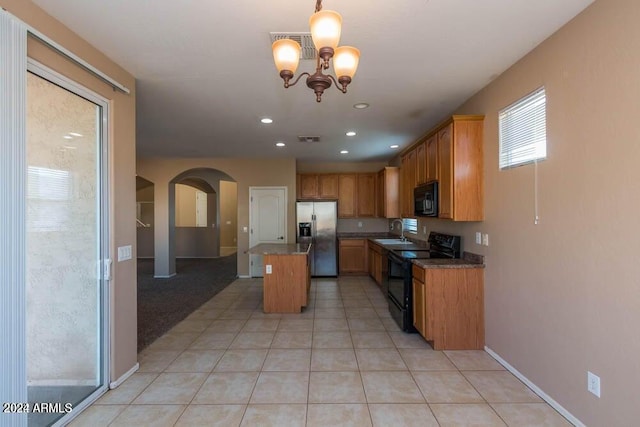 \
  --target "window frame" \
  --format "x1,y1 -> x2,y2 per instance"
499,87 -> 547,170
